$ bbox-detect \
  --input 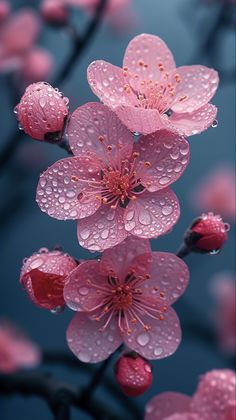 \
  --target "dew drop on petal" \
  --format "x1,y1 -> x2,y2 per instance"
50,306 -> 64,315
212,119 -> 218,128
137,332 -> 150,346
210,249 -> 221,255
